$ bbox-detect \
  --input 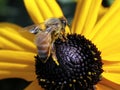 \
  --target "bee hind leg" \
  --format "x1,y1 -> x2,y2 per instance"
51,45 -> 59,66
